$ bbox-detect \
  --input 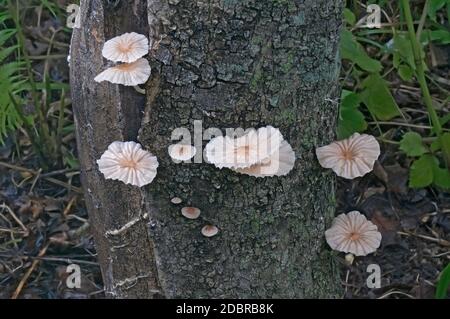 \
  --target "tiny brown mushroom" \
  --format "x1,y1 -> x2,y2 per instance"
201,225 -> 219,237
181,207 -> 201,219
